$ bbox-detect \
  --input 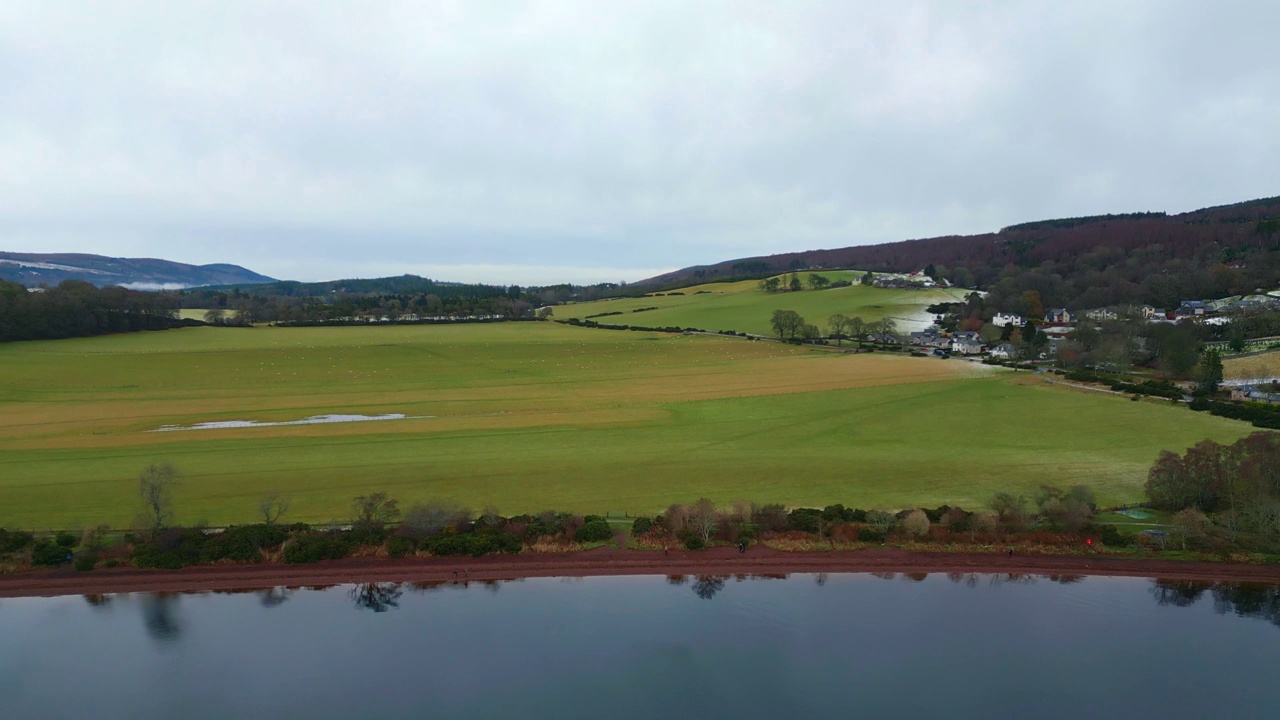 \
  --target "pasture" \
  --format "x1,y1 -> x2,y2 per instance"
1225,349 -> 1280,380
0,322 -> 1255,529
552,271 -> 967,336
